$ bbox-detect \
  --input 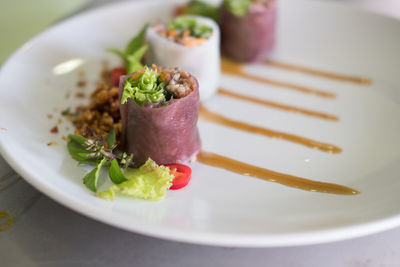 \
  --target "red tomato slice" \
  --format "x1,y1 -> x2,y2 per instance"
164,164 -> 192,190
111,67 -> 126,87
